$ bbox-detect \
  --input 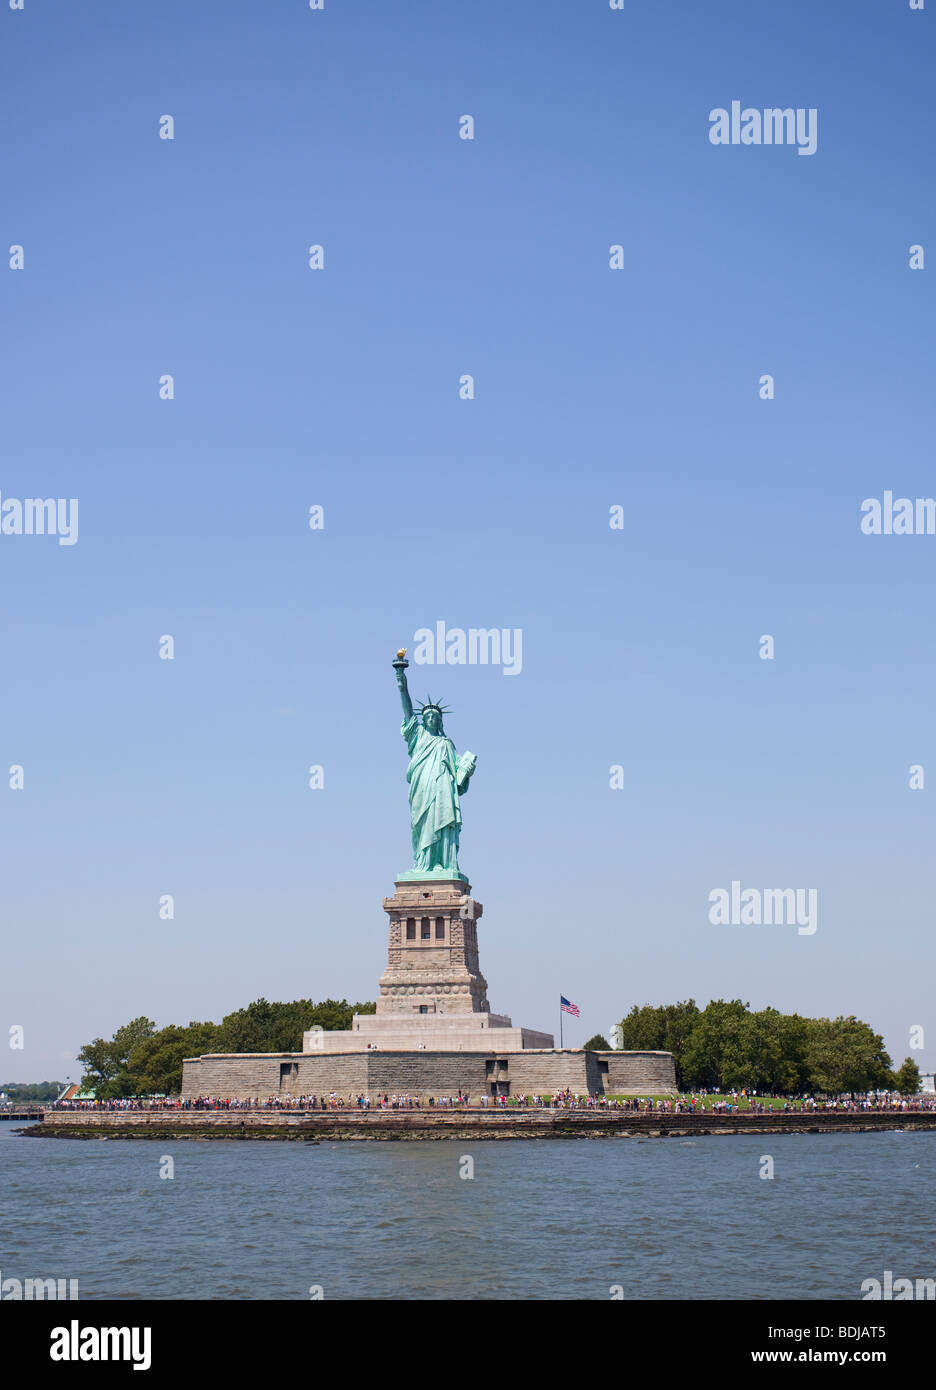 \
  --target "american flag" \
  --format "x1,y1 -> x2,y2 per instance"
560,996 -> 580,1018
